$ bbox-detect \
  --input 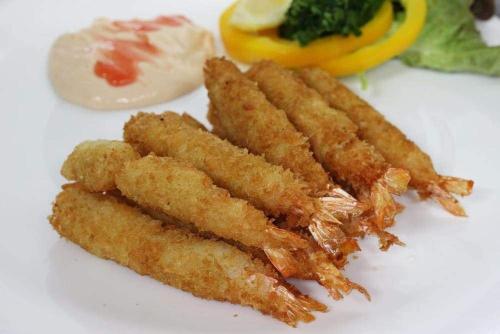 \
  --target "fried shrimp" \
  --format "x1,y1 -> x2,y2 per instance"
118,155 -> 309,251
247,60 -> 410,234
60,141 -> 307,249
124,111 -> 356,256
49,185 -> 326,326
61,140 -> 140,192
204,57 -> 332,196
297,67 -> 473,216
146,206 -> 369,299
